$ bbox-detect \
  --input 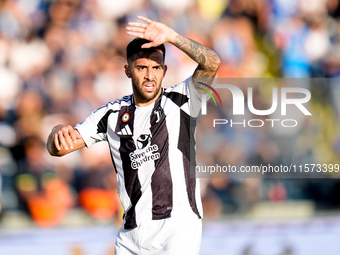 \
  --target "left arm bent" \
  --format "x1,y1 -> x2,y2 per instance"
170,33 -> 220,91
